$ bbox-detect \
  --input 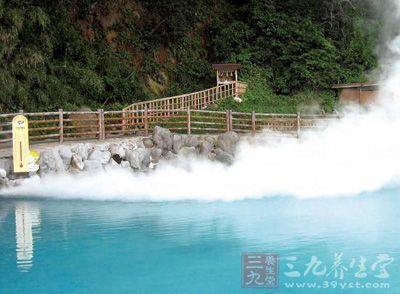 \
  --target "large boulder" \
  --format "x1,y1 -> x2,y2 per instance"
121,139 -> 145,153
71,154 -> 84,171
88,150 -> 111,165
126,148 -> 150,170
0,174 -> 9,187
214,148 -> 235,165
203,136 -> 216,144
39,150 -> 65,174
109,143 -> 126,157
142,138 -> 154,148
104,158 -> 120,171
198,140 -> 214,157
163,151 -> 177,160
0,168 -> 6,179
83,160 -> 103,172
149,148 -> 162,163
172,134 -> 183,154
58,146 -> 73,167
109,143 -> 125,164
0,157 -> 12,176
152,126 -> 173,154
183,135 -> 199,148
120,161 -> 131,168
179,146 -> 197,157
71,143 -> 91,161
94,144 -> 109,151
217,132 -> 240,155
